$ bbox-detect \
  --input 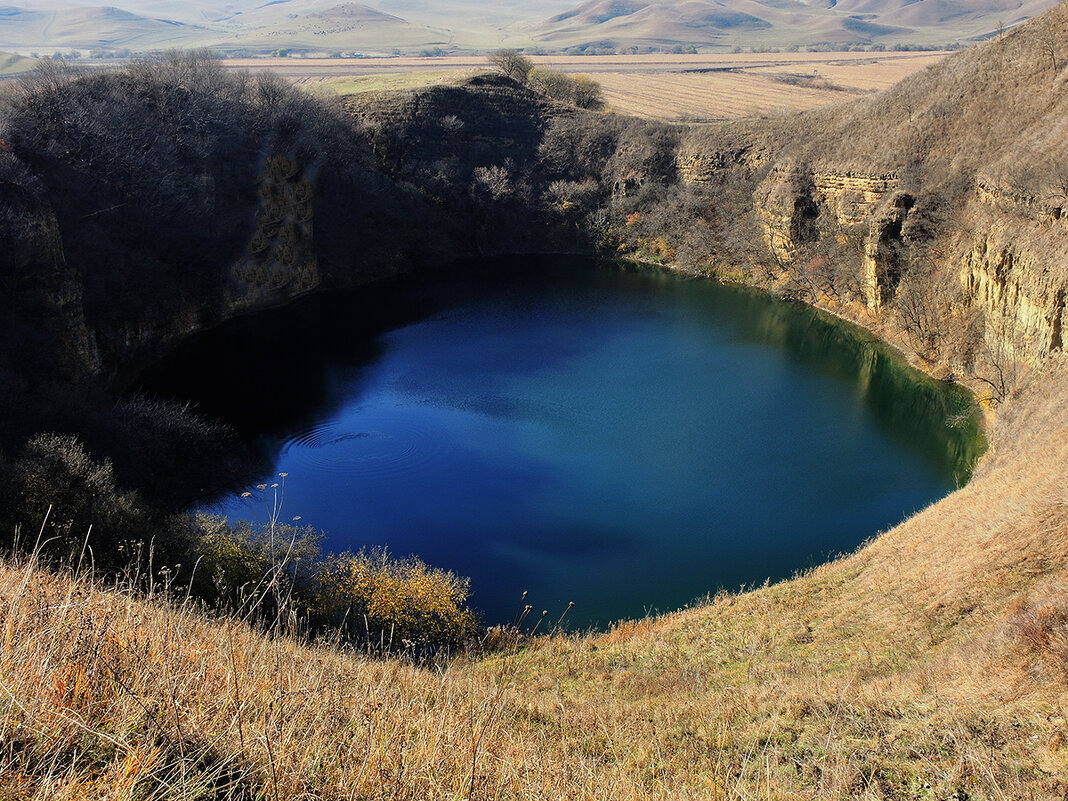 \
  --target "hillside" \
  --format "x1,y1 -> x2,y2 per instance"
0,5 -> 215,49
3,3 -> 1068,797
0,0 -> 1062,54
0,49 -> 36,73
213,2 -> 458,54
528,0 -> 1063,49
3,354 -> 1066,797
